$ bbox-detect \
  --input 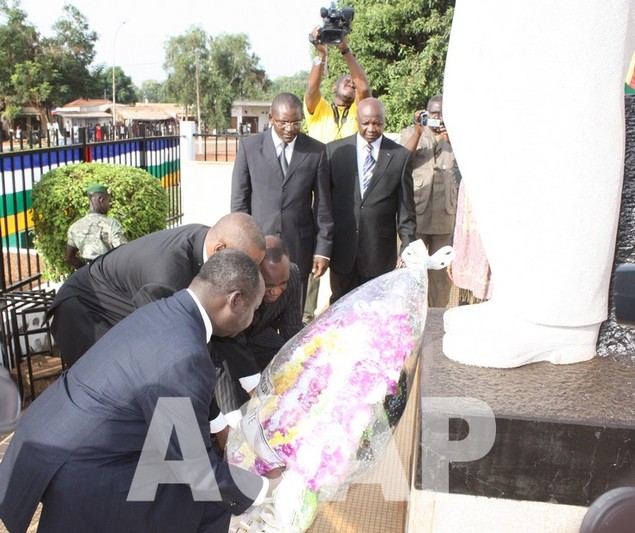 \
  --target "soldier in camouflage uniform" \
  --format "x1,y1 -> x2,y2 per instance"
65,184 -> 127,269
